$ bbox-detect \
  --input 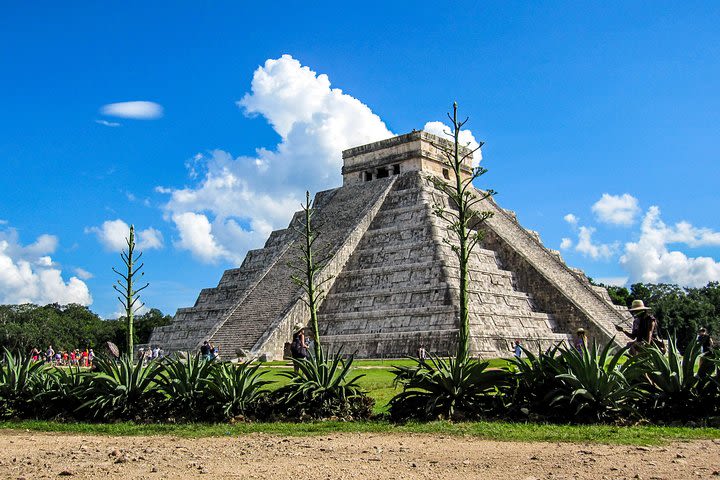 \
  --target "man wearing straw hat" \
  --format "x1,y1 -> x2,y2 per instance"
615,299 -> 657,355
